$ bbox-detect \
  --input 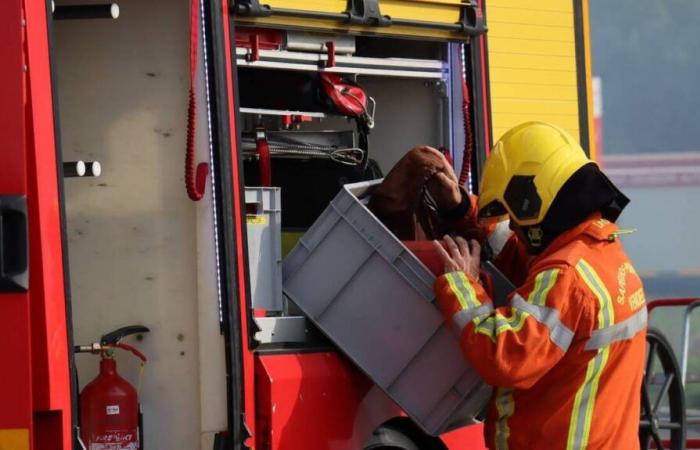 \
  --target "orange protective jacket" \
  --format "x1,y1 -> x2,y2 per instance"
435,216 -> 647,450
